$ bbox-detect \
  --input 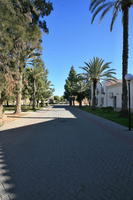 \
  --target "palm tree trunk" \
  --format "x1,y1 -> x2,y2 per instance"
15,72 -> 23,114
92,80 -> 97,108
122,6 -> 128,113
